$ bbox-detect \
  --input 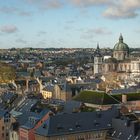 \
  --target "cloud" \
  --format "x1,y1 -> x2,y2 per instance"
0,7 -> 17,14
103,8 -> 138,19
65,20 -> 75,24
15,39 -> 27,44
0,6 -> 31,17
37,31 -> 47,36
135,29 -> 140,33
81,27 -> 111,40
86,27 -> 112,35
36,40 -> 47,47
25,0 -> 63,10
0,25 -> 18,33
69,0 -> 112,7
103,0 -> 140,19
0,0 -> 137,21
70,0 -> 140,19
18,11 -> 31,16
44,0 -> 62,9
